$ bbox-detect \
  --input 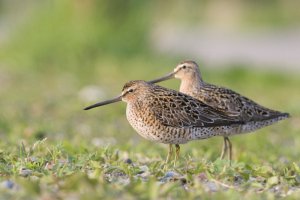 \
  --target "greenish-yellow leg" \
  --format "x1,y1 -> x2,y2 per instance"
165,144 -> 174,164
226,137 -> 232,165
174,144 -> 180,166
220,137 -> 228,159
